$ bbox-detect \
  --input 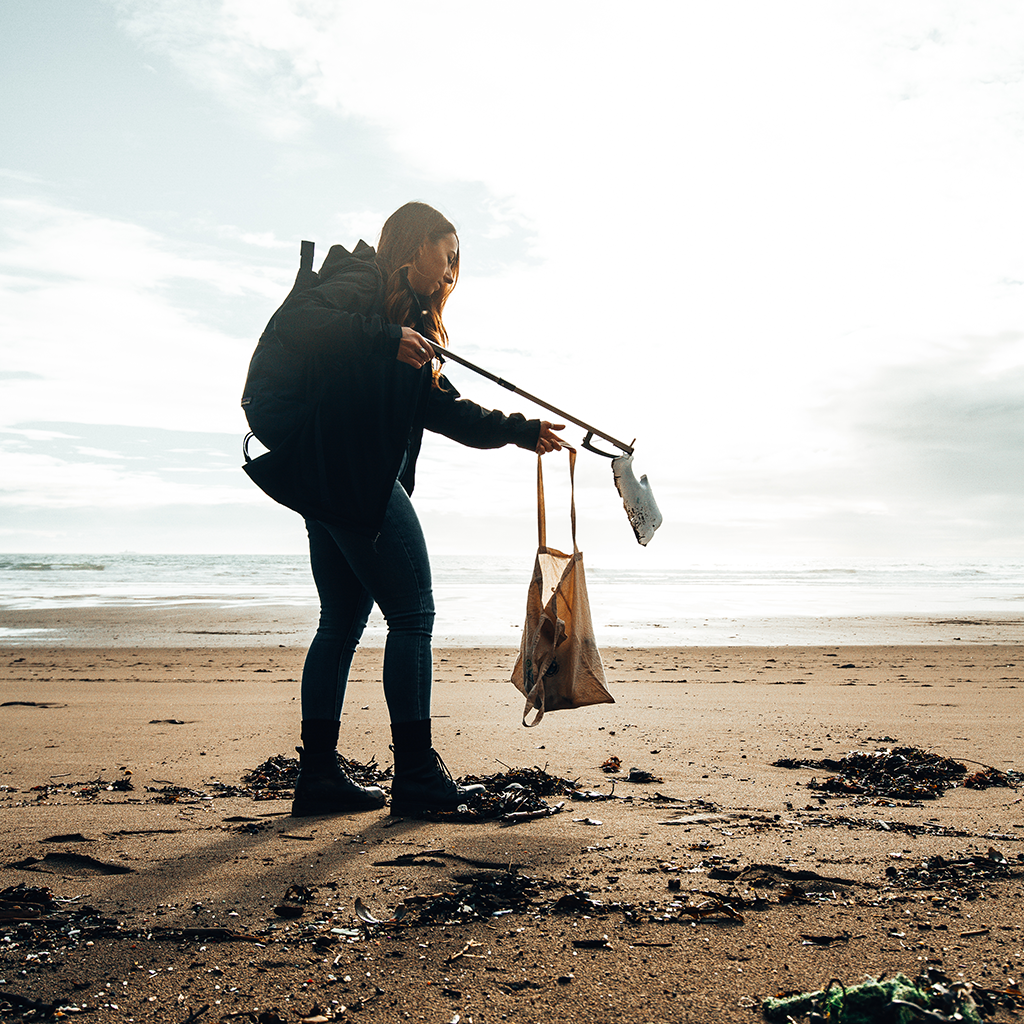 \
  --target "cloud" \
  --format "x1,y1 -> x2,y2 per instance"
0,422 -> 255,511
0,196 -> 286,434
828,335 -> 1024,497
